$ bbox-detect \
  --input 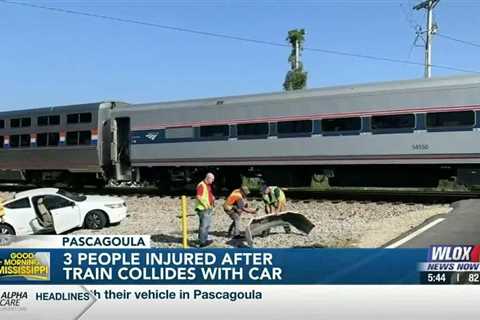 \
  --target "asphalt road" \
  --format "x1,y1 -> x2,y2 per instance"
399,199 -> 480,248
